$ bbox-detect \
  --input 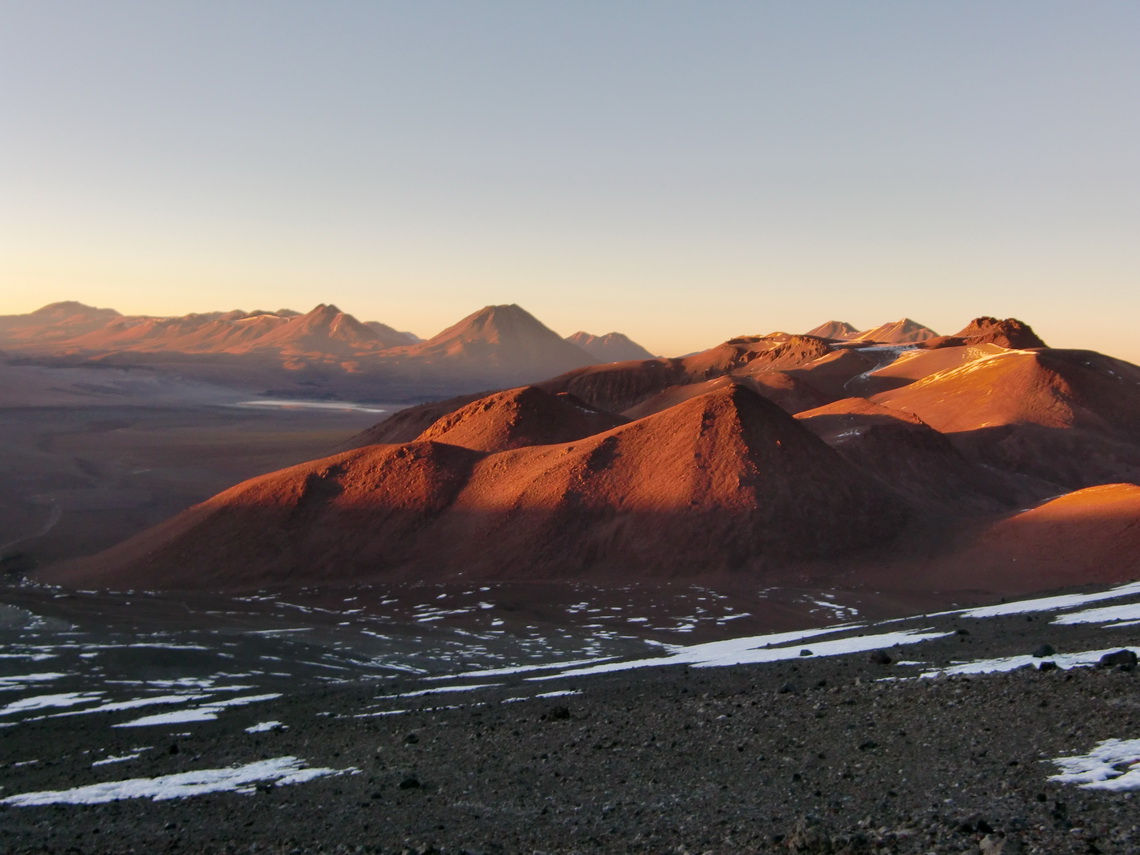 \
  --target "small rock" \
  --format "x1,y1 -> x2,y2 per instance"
777,682 -> 797,694
784,814 -> 827,851
1032,644 -> 1056,658
799,649 -> 813,657
404,733 -> 420,744
399,776 -> 421,790
1038,660 -> 1058,672
543,705 -> 570,721
980,831 -> 1023,853
1098,649 -> 1138,670
867,649 -> 893,666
